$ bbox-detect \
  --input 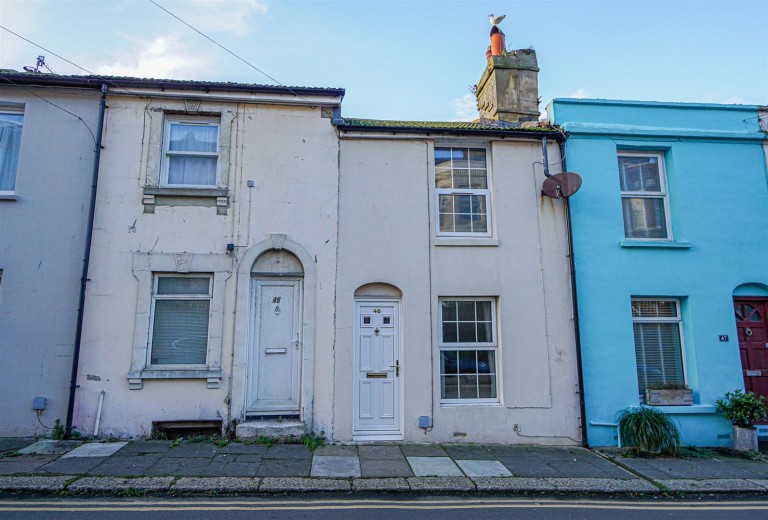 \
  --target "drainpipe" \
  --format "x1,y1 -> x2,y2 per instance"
65,83 -> 108,438
559,139 -> 589,448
